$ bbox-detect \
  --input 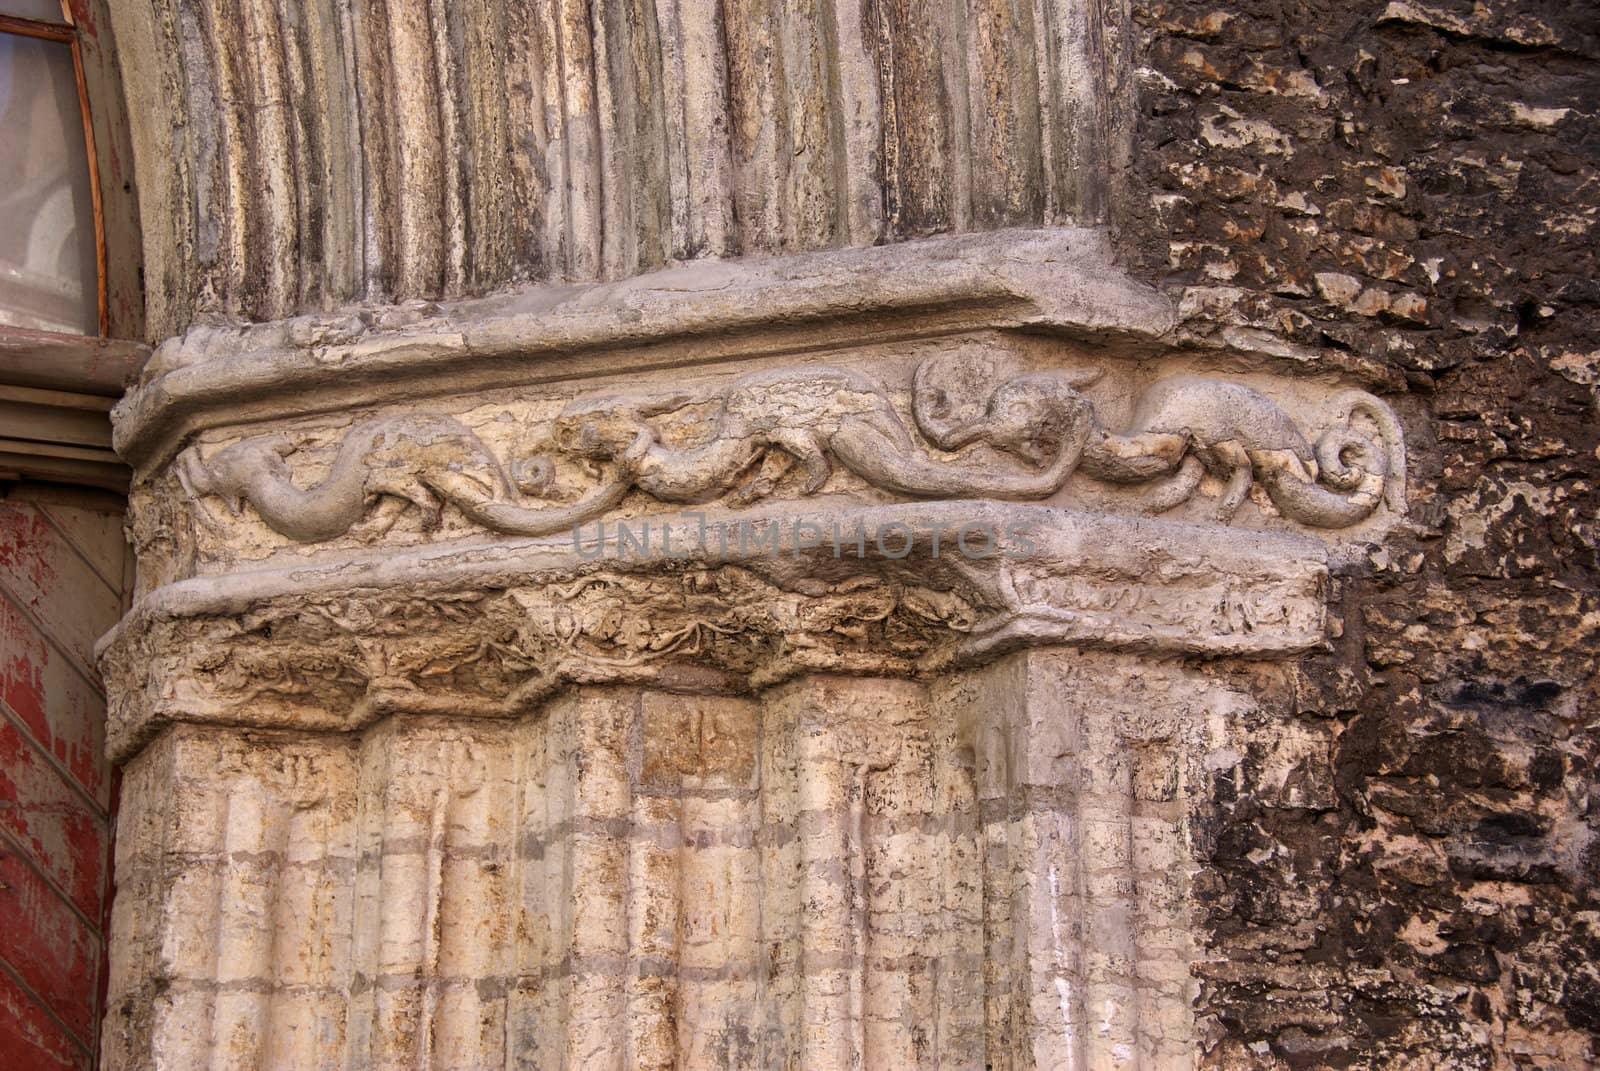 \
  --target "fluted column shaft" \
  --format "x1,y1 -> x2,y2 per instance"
105,654 -> 1222,1070
103,0 -> 1124,337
